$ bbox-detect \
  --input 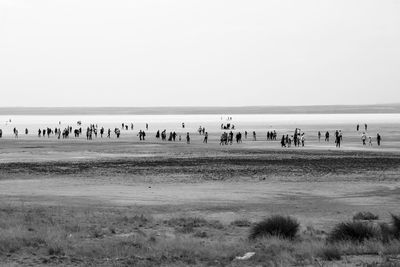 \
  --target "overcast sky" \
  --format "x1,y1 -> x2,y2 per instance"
0,0 -> 399,107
